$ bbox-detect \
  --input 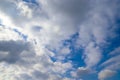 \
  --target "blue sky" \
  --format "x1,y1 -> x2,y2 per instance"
0,0 -> 120,80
